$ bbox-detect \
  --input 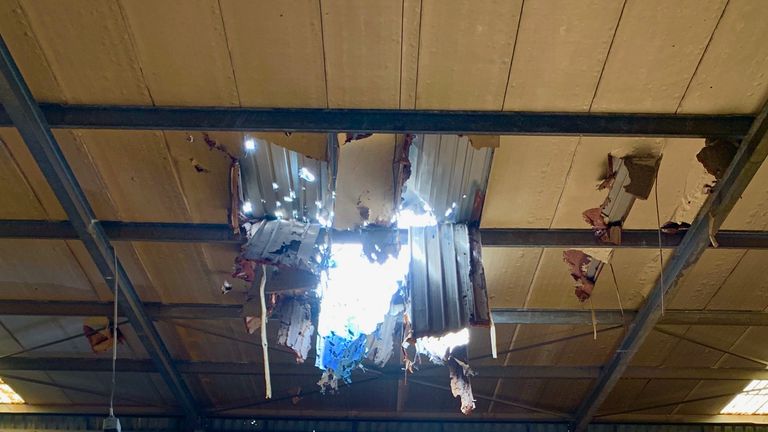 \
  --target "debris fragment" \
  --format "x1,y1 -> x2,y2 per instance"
447,356 -> 476,415
697,138 -> 739,180
82,318 -> 124,353
189,157 -> 210,173
238,219 -> 321,275
277,297 -> 315,363
315,333 -> 368,392
367,303 -> 402,367
220,280 -> 232,294
583,154 -> 661,244
562,249 -> 610,302
466,135 -> 500,150
344,133 -> 373,143
244,315 -> 260,335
